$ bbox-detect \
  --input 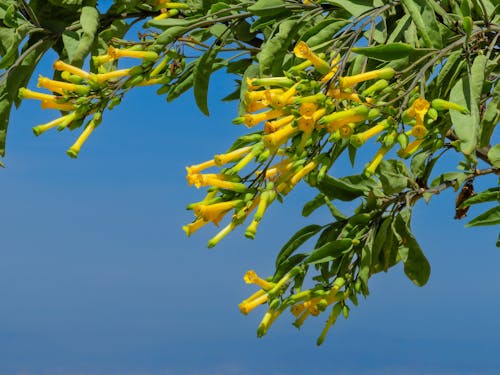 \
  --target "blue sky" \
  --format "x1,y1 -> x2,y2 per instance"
0,46 -> 499,375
